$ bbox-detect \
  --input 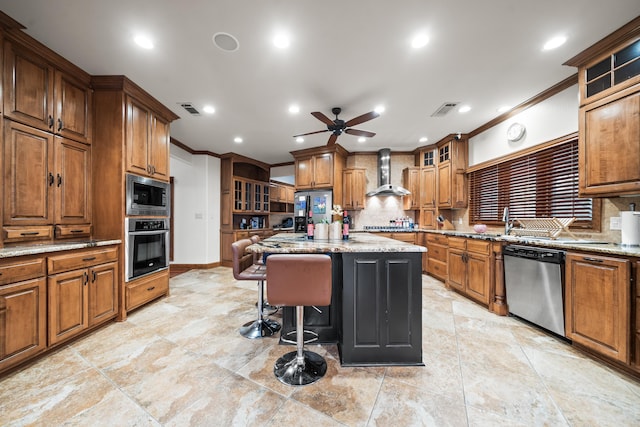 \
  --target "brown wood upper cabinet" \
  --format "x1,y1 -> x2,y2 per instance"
402,167 -> 420,210
3,121 -> 91,242
342,168 -> 366,210
565,25 -> 640,197
437,137 -> 467,209
295,153 -> 334,189
126,95 -> 171,181
565,252 -> 630,363
3,38 -> 92,145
